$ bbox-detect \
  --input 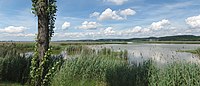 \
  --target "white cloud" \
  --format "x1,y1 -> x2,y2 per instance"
142,28 -> 151,32
119,19 -> 171,36
121,26 -> 149,36
14,33 -> 35,37
92,8 -> 136,21
120,8 -> 136,18
62,22 -> 71,30
149,19 -> 170,30
90,12 -> 100,18
1,33 -> 35,37
52,19 -> 182,40
130,26 -> 142,33
78,21 -> 100,30
98,8 -> 123,21
103,0 -> 128,5
0,26 -> 27,33
103,27 -> 115,34
185,15 -> 200,28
